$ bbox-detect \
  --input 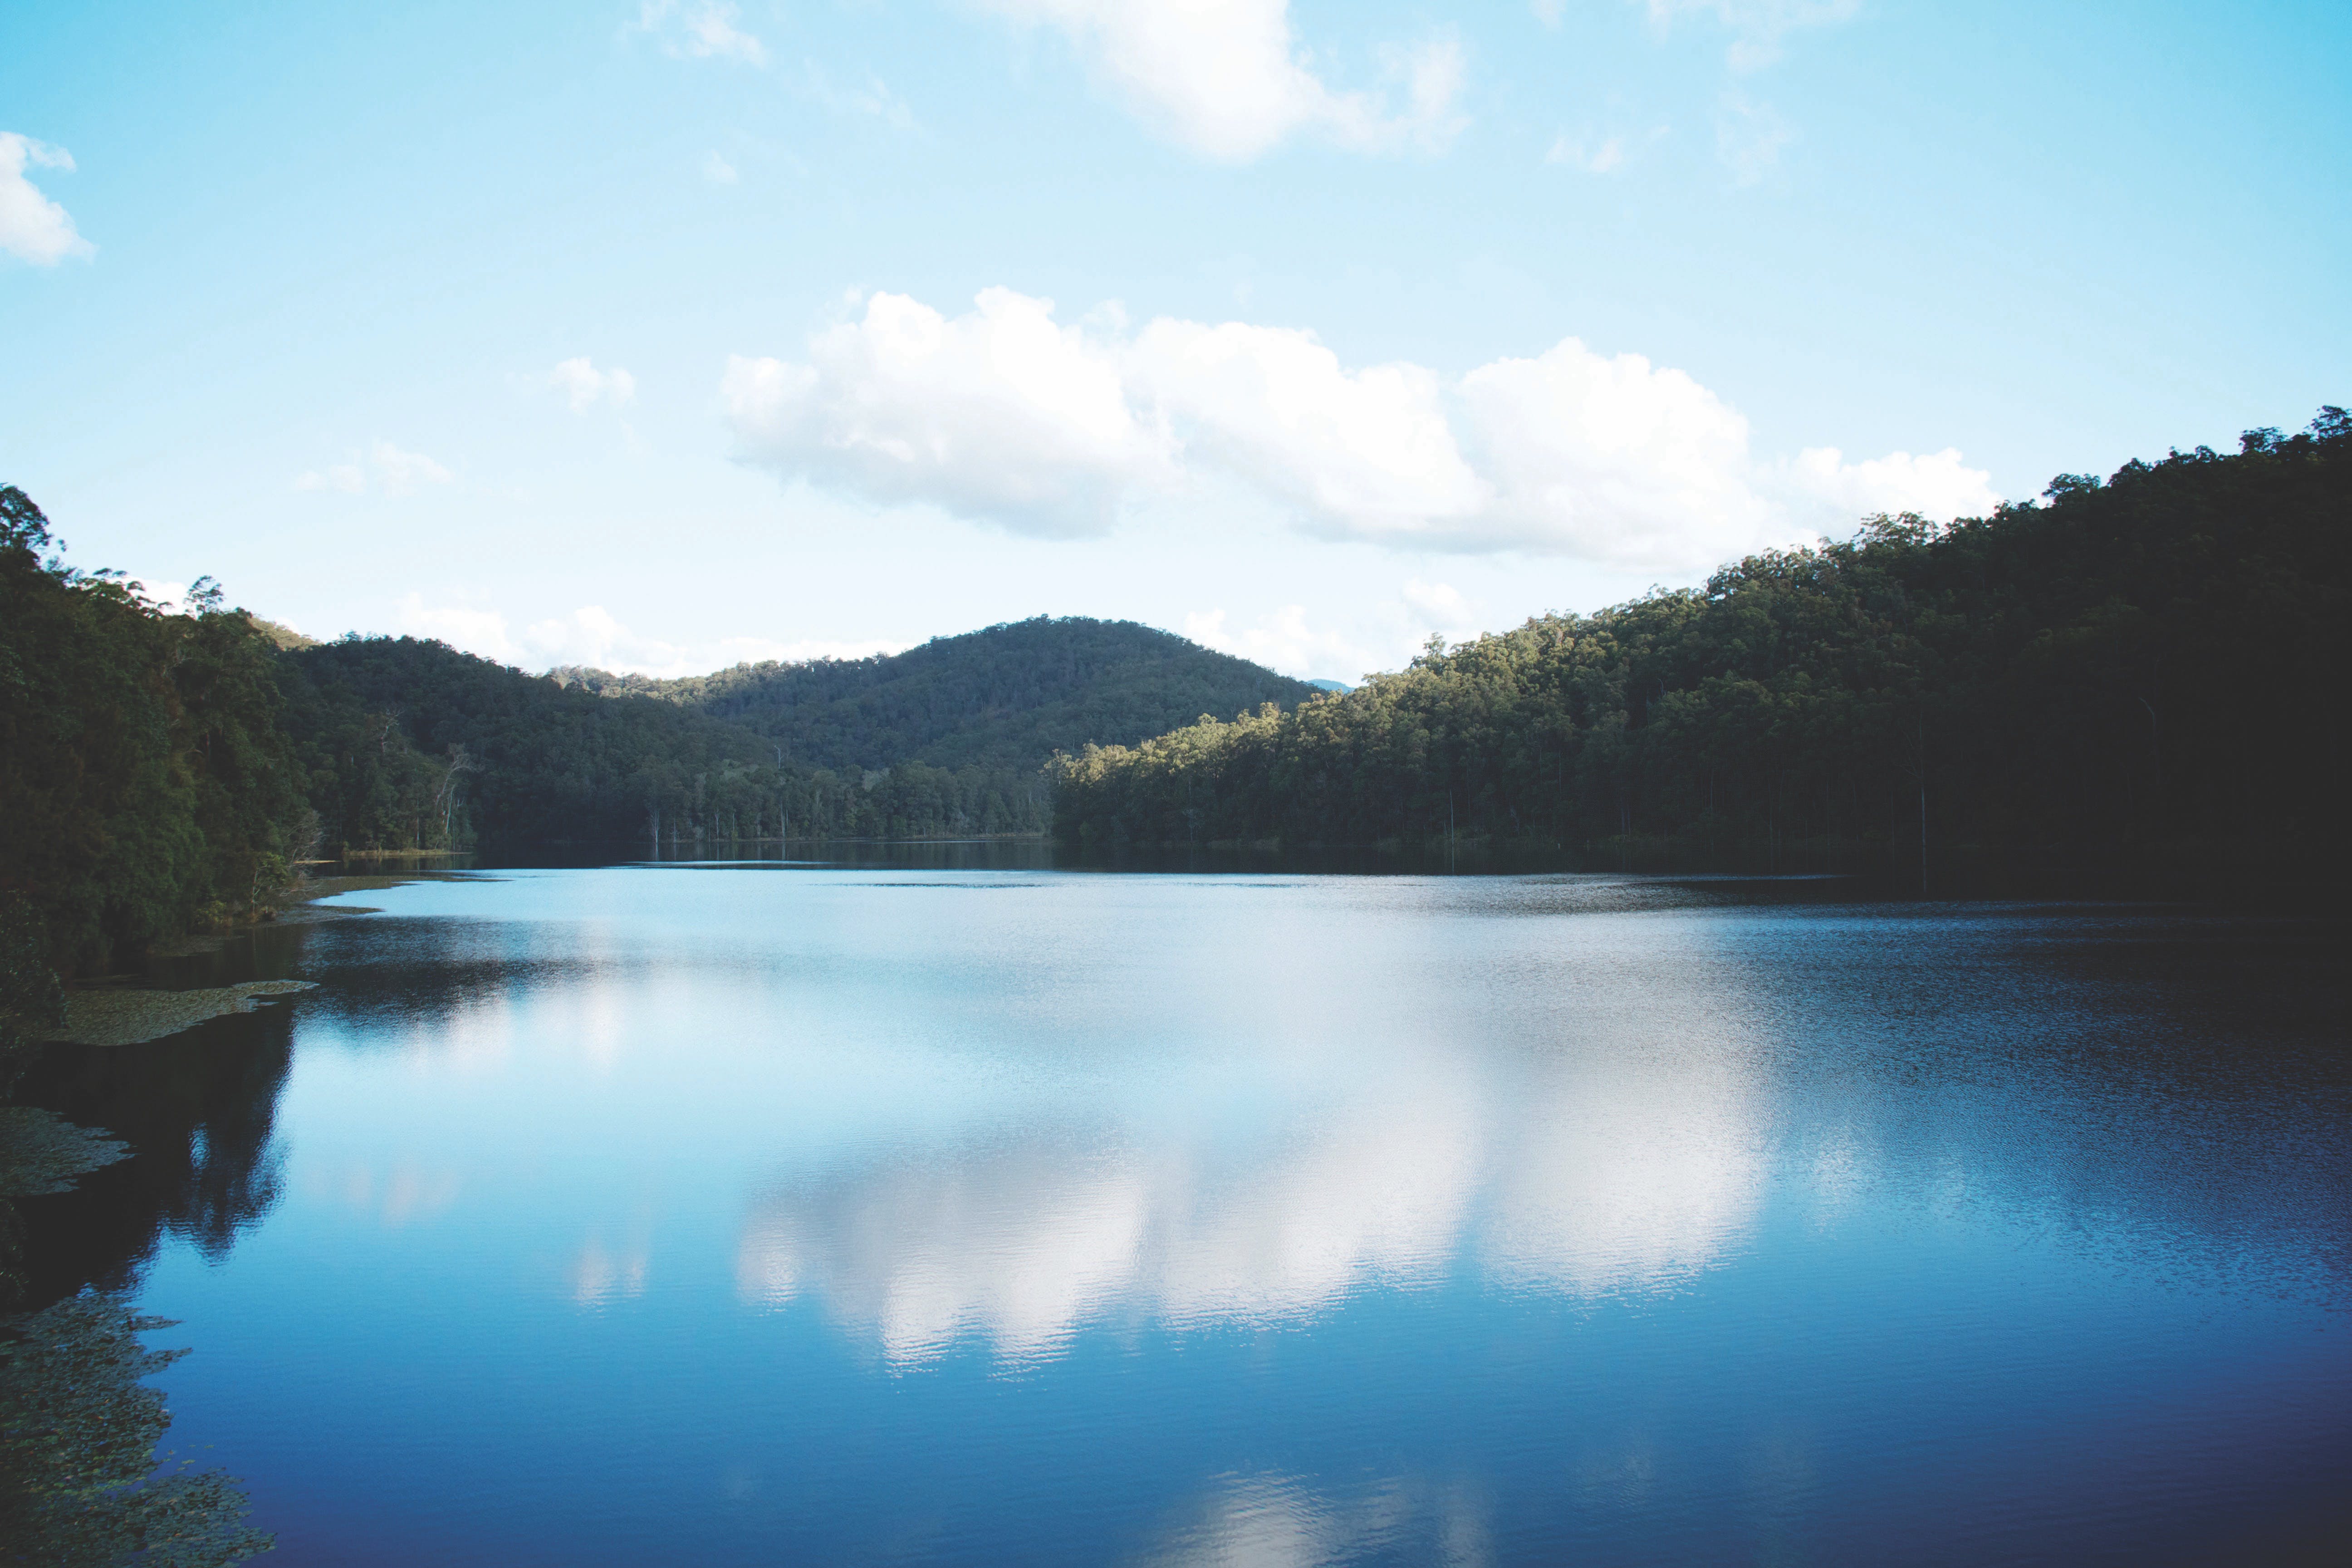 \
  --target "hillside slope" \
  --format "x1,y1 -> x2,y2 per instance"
1054,412 -> 2350,893
553,616 -> 1318,774
278,637 -> 774,850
